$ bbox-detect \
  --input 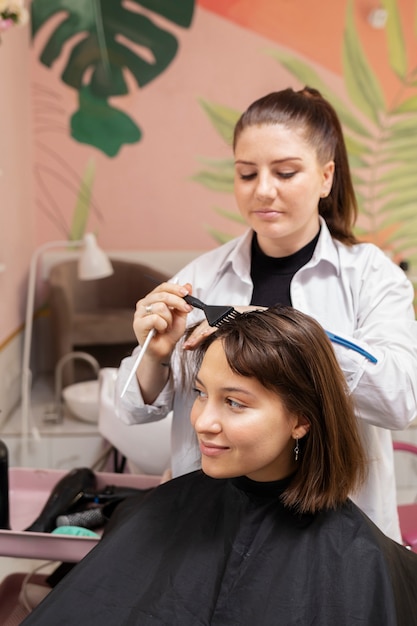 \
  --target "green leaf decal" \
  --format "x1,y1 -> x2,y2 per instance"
393,95 -> 417,113
266,49 -> 371,137
212,206 -> 245,224
382,0 -> 407,79
343,0 -> 385,122
31,0 -> 195,153
204,226 -> 236,245
195,0 -> 417,277
133,0 -> 194,27
70,158 -> 96,241
198,99 -> 241,145
32,0 -> 194,92
192,171 -> 234,193
71,86 -> 142,157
